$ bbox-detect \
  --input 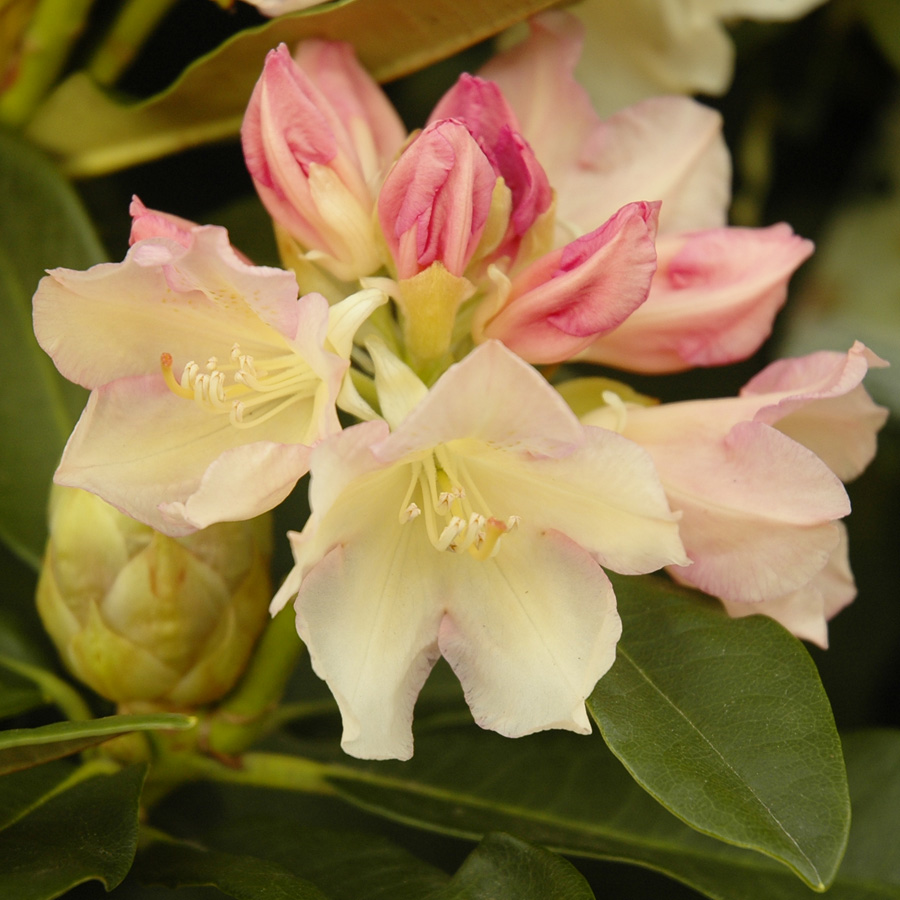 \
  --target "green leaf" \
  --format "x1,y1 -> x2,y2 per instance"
137,838 -> 331,899
305,721 -> 869,900
588,574 -> 849,890
169,810 -> 449,900
25,0 -> 559,176
425,833 -> 596,900
0,763 -> 145,899
0,713 -> 195,775
0,129 -> 102,569
0,760 -> 73,832
835,730 -> 900,892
